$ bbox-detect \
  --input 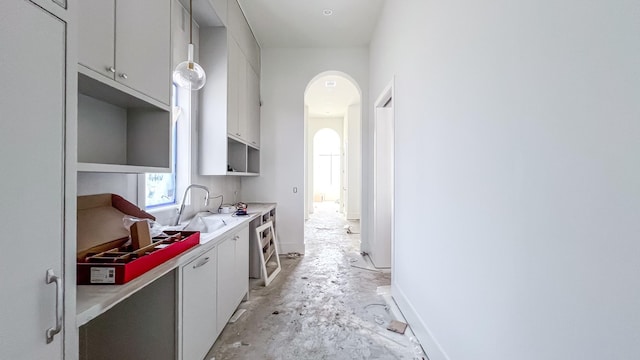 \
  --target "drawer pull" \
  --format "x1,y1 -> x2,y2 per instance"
193,257 -> 210,269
